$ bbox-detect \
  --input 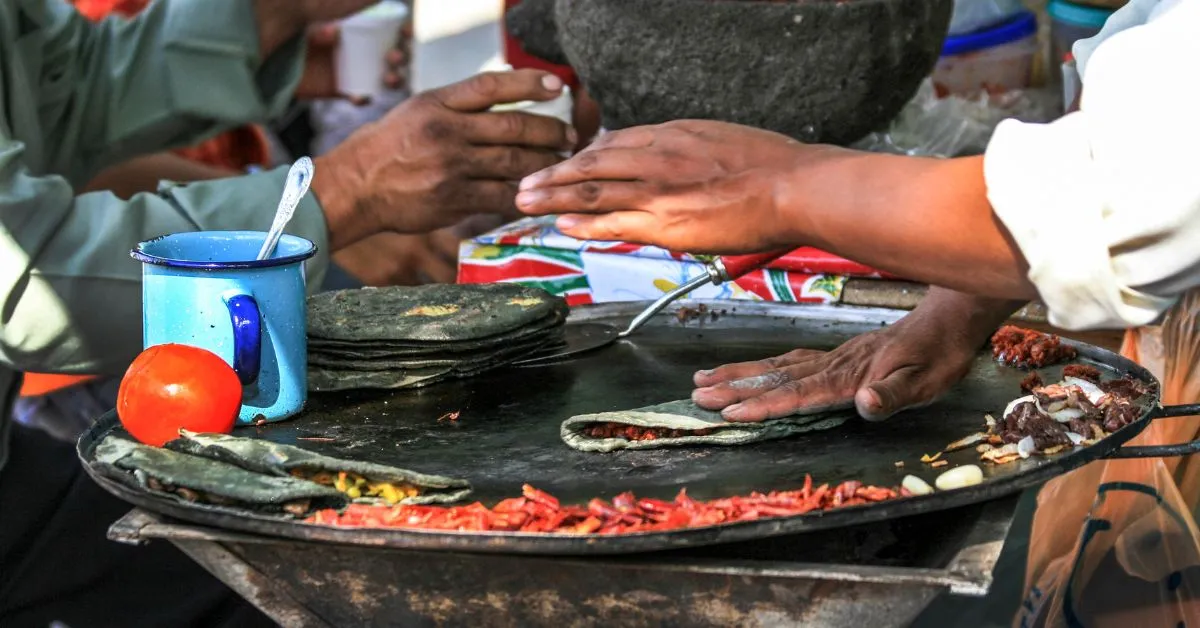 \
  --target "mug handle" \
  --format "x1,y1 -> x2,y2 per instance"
224,294 -> 261,386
